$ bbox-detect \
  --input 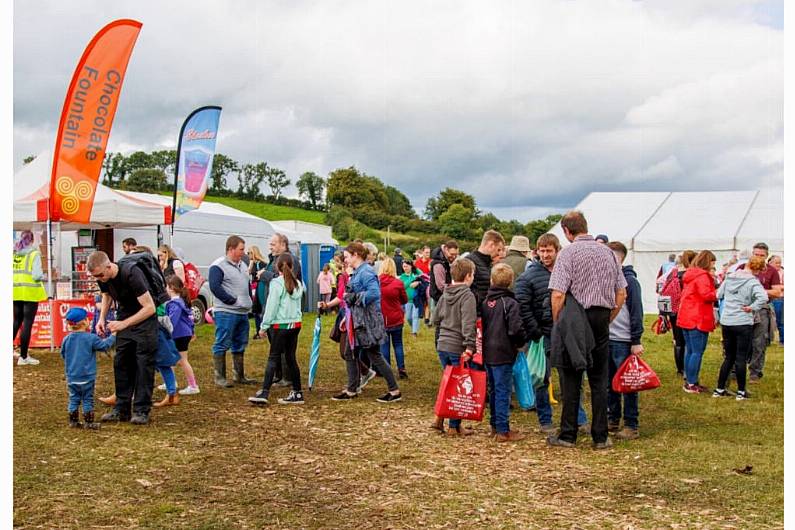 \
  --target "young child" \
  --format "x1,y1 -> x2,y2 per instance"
60,307 -> 116,429
154,304 -> 181,408
431,257 -> 478,436
165,275 -> 199,395
481,263 -> 526,442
